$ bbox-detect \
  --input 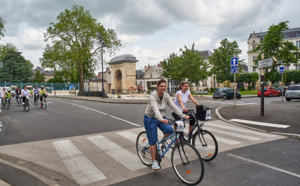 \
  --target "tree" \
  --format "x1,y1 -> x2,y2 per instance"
41,4 -> 121,91
0,17 -> 5,40
251,21 -> 300,81
47,70 -> 66,83
0,43 -> 18,61
0,51 -> 34,83
162,43 -> 209,85
31,70 -> 45,83
209,38 -> 244,83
